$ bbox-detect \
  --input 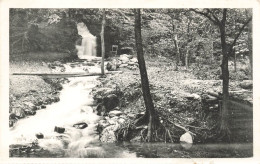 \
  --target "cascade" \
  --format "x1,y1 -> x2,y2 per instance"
76,22 -> 97,59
